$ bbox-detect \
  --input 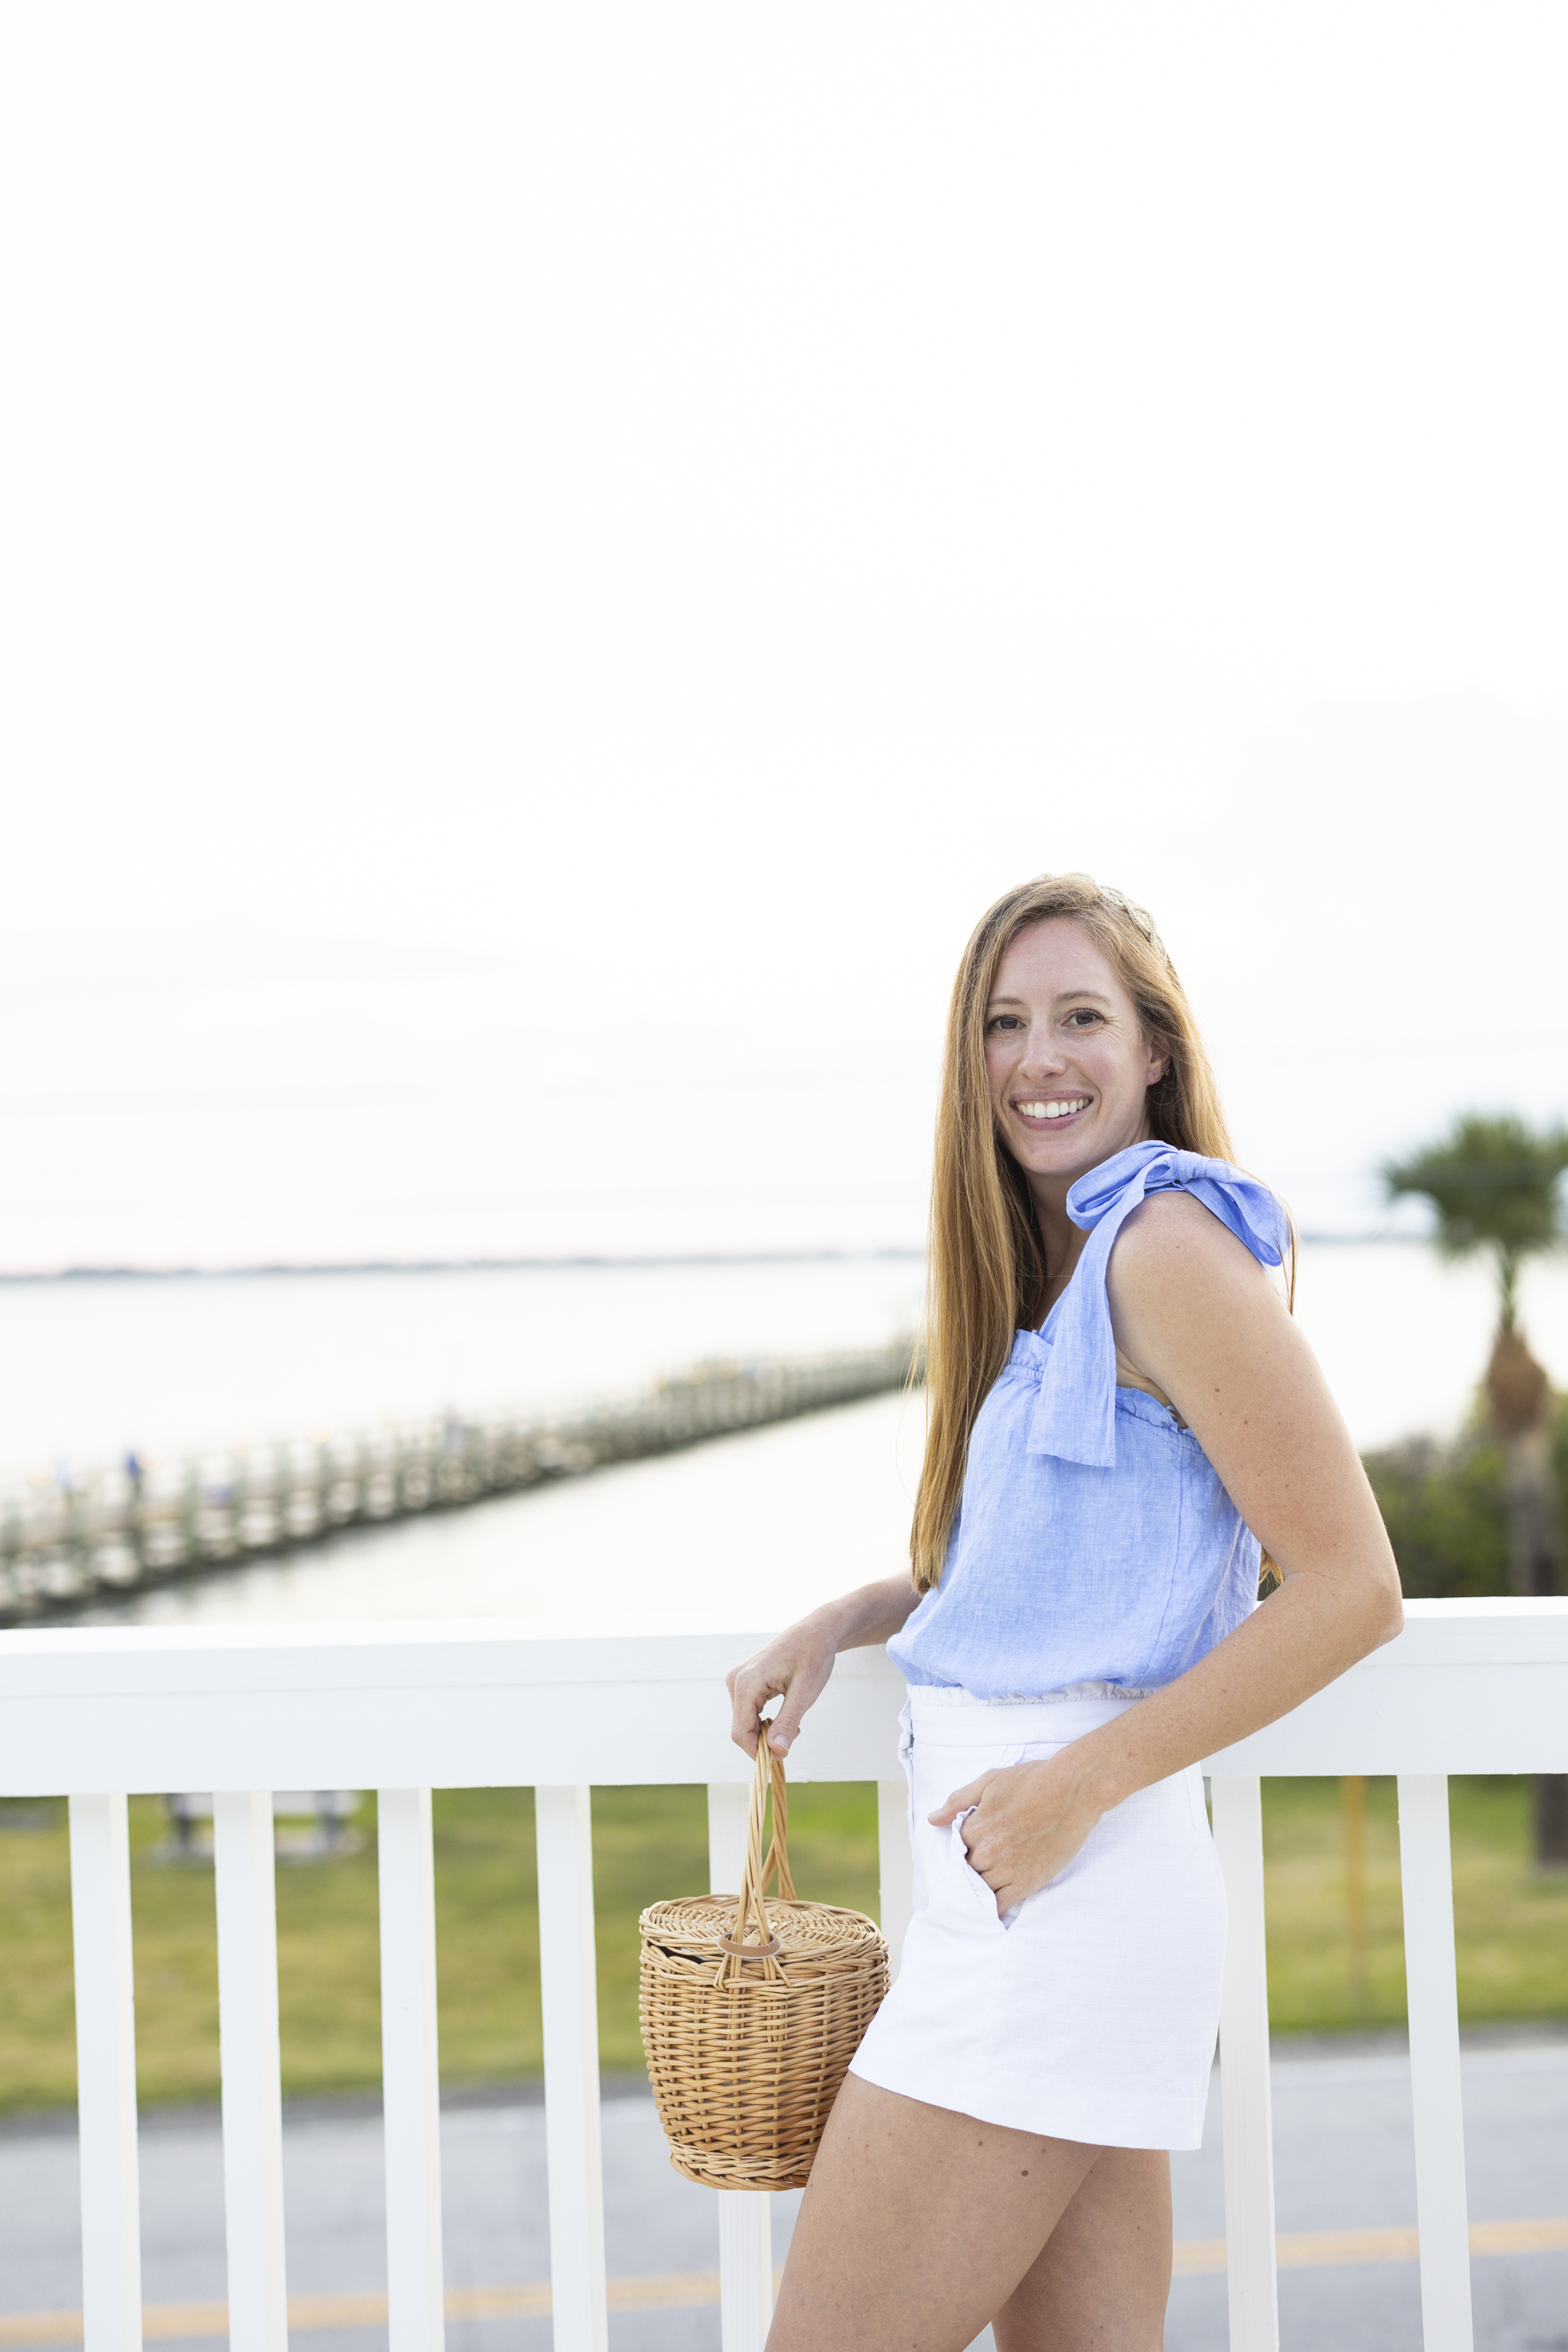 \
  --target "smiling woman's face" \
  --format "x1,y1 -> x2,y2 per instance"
984,918 -> 1167,1190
